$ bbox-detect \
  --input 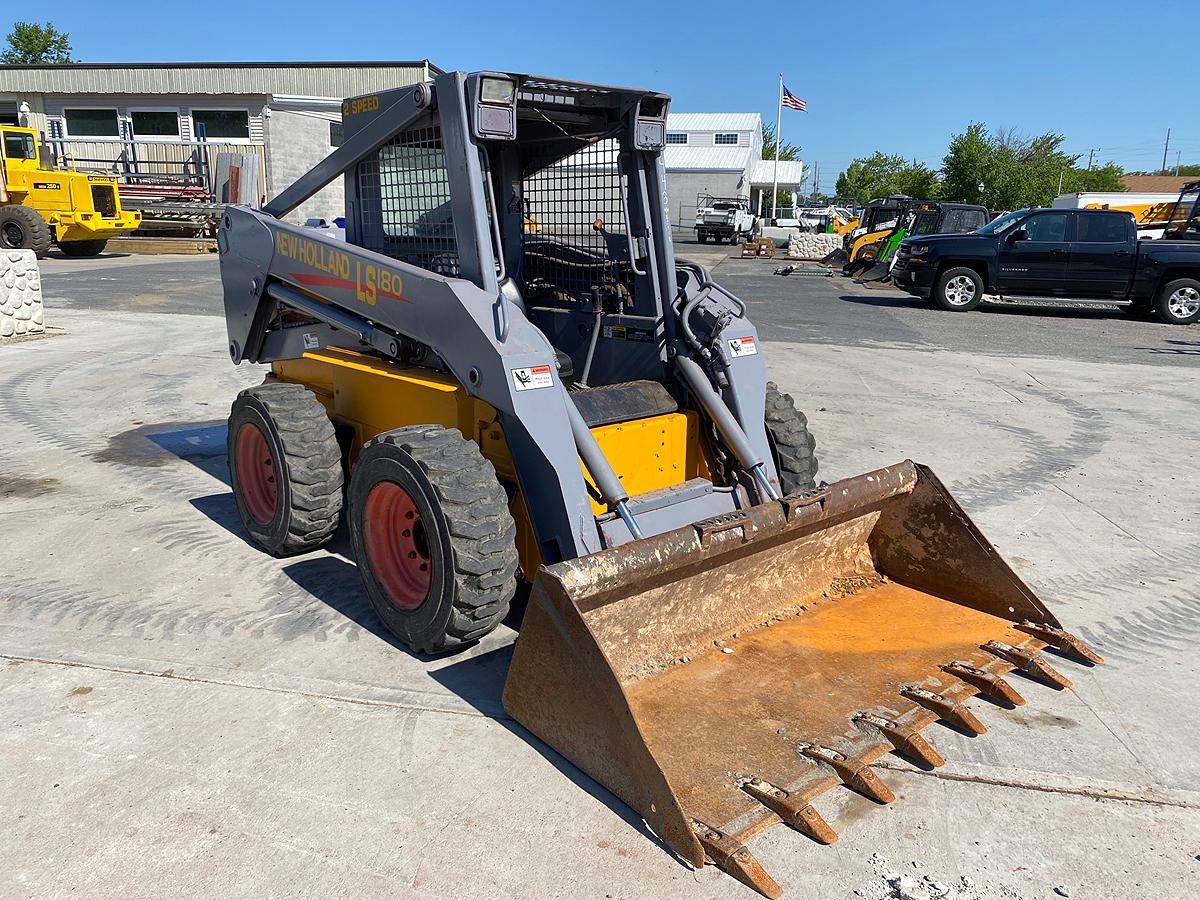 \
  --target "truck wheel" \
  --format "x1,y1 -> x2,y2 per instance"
764,382 -> 819,494
729,233 -> 740,245
697,231 -> 708,244
57,239 -> 108,257
349,425 -> 519,654
227,382 -> 344,556
0,206 -> 52,258
932,267 -> 983,311
1154,278 -> 1200,325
